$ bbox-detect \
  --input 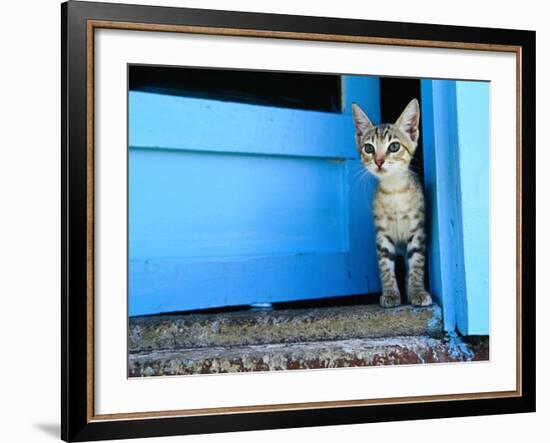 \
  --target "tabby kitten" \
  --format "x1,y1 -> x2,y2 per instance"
352,99 -> 432,308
